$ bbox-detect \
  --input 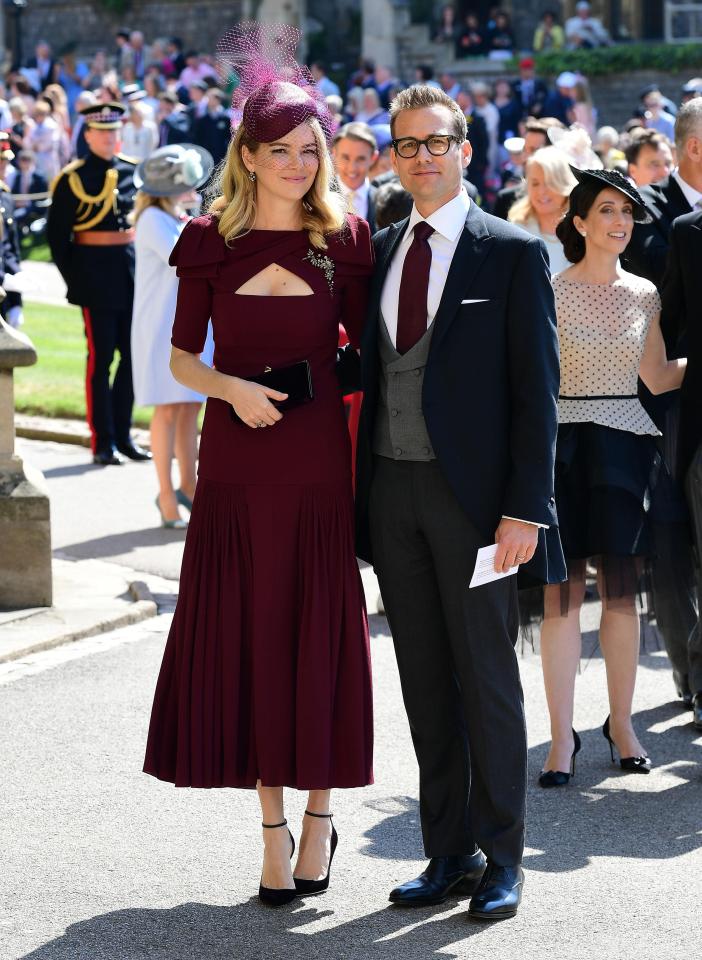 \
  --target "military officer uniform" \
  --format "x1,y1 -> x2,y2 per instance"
47,102 -> 150,464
